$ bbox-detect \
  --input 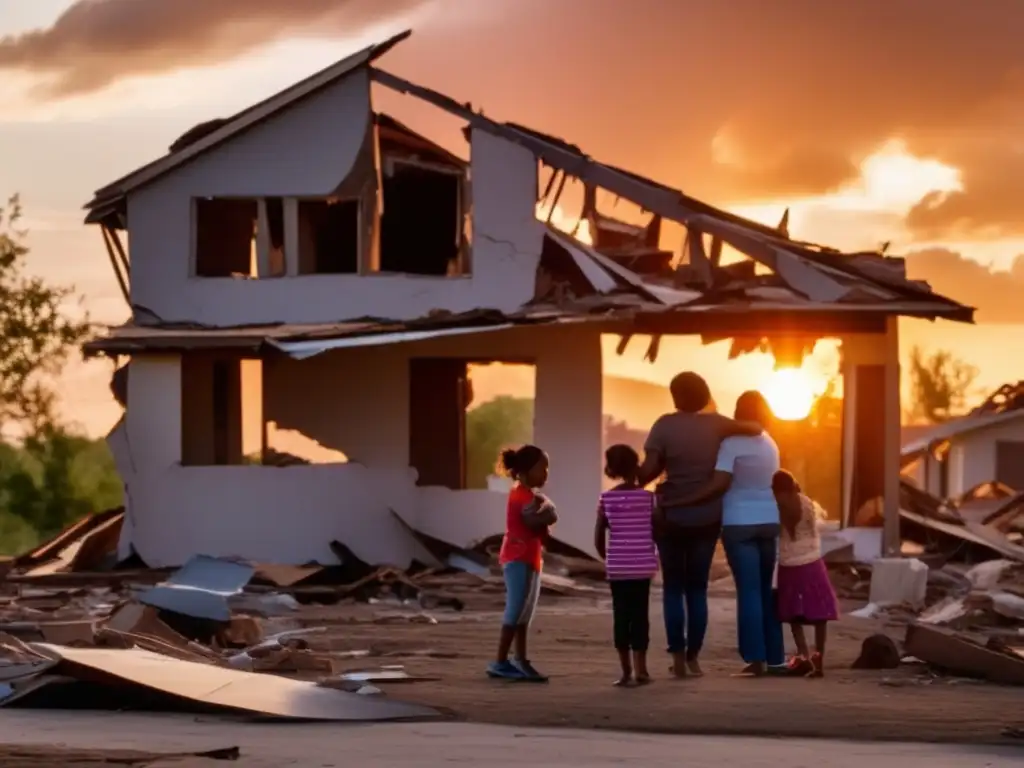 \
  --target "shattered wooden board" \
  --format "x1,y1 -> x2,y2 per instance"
27,643 -> 439,722
0,743 -> 238,766
905,624 -> 1024,686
